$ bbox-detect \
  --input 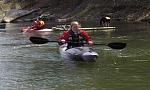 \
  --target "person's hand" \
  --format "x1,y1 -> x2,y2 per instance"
88,41 -> 93,45
60,39 -> 66,43
30,29 -> 34,31
58,39 -> 66,45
